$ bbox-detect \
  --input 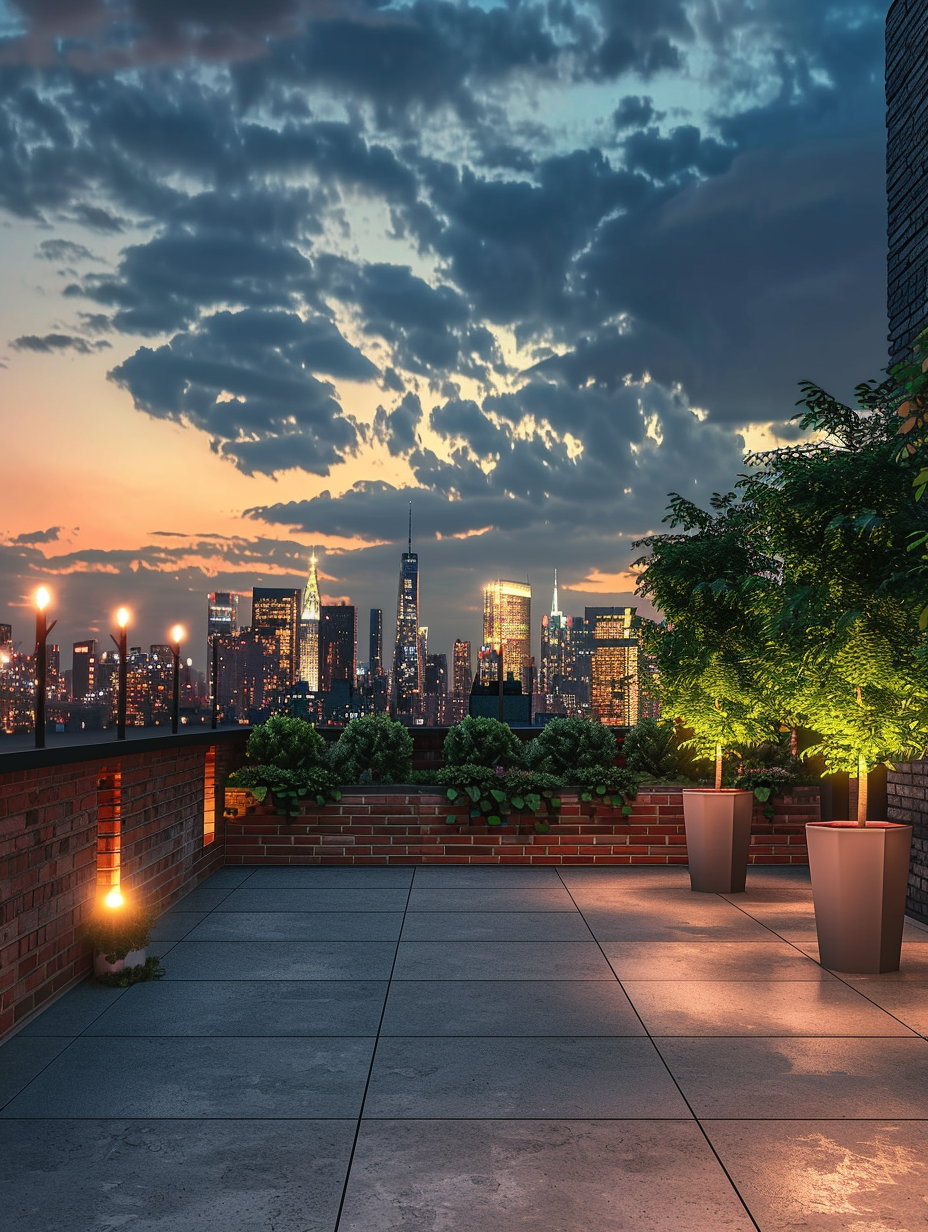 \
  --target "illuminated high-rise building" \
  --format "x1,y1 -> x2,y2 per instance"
71,640 -> 97,702
208,592 -> 238,706
586,606 -> 640,727
392,507 -> 420,720
299,551 -> 321,691
369,608 -> 383,678
252,586 -> 302,689
451,639 -> 472,722
482,579 -> 531,694
320,603 -> 357,692
423,652 -> 448,726
540,571 -> 572,697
